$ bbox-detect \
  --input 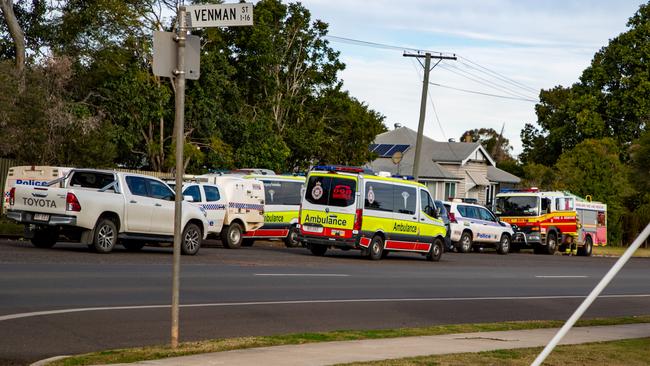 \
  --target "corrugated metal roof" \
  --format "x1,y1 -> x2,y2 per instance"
487,166 -> 521,184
